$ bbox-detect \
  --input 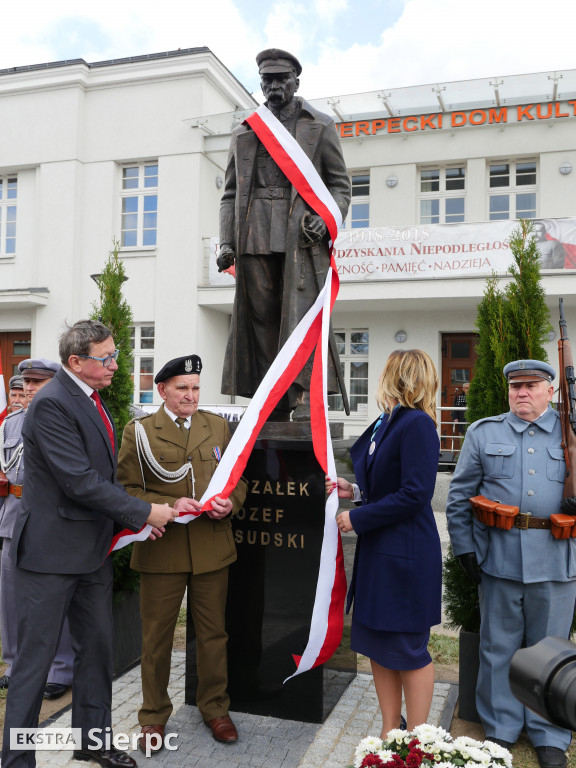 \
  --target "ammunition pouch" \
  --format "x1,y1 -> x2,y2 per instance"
470,495 -> 519,530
